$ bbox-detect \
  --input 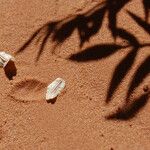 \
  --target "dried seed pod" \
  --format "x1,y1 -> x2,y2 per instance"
0,52 -> 15,68
46,78 -> 65,100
